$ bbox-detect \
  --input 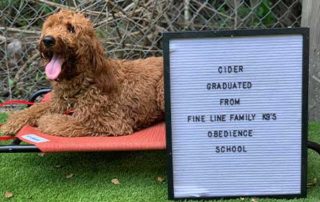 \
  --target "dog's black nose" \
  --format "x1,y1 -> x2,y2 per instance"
42,36 -> 55,47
